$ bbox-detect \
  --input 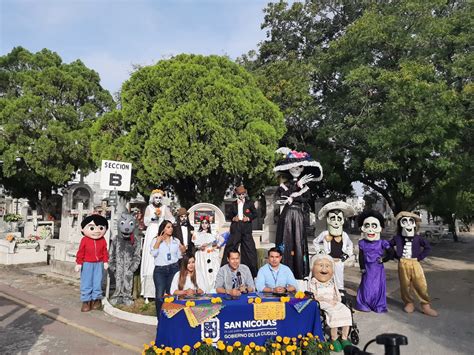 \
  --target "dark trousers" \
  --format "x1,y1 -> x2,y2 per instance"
153,263 -> 179,317
222,221 -> 258,277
